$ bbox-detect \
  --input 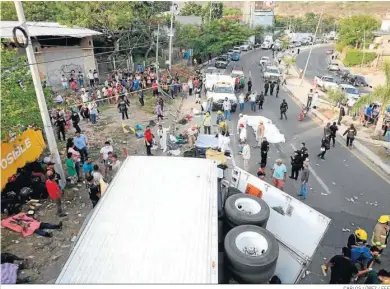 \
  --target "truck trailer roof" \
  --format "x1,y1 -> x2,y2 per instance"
56,156 -> 219,284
